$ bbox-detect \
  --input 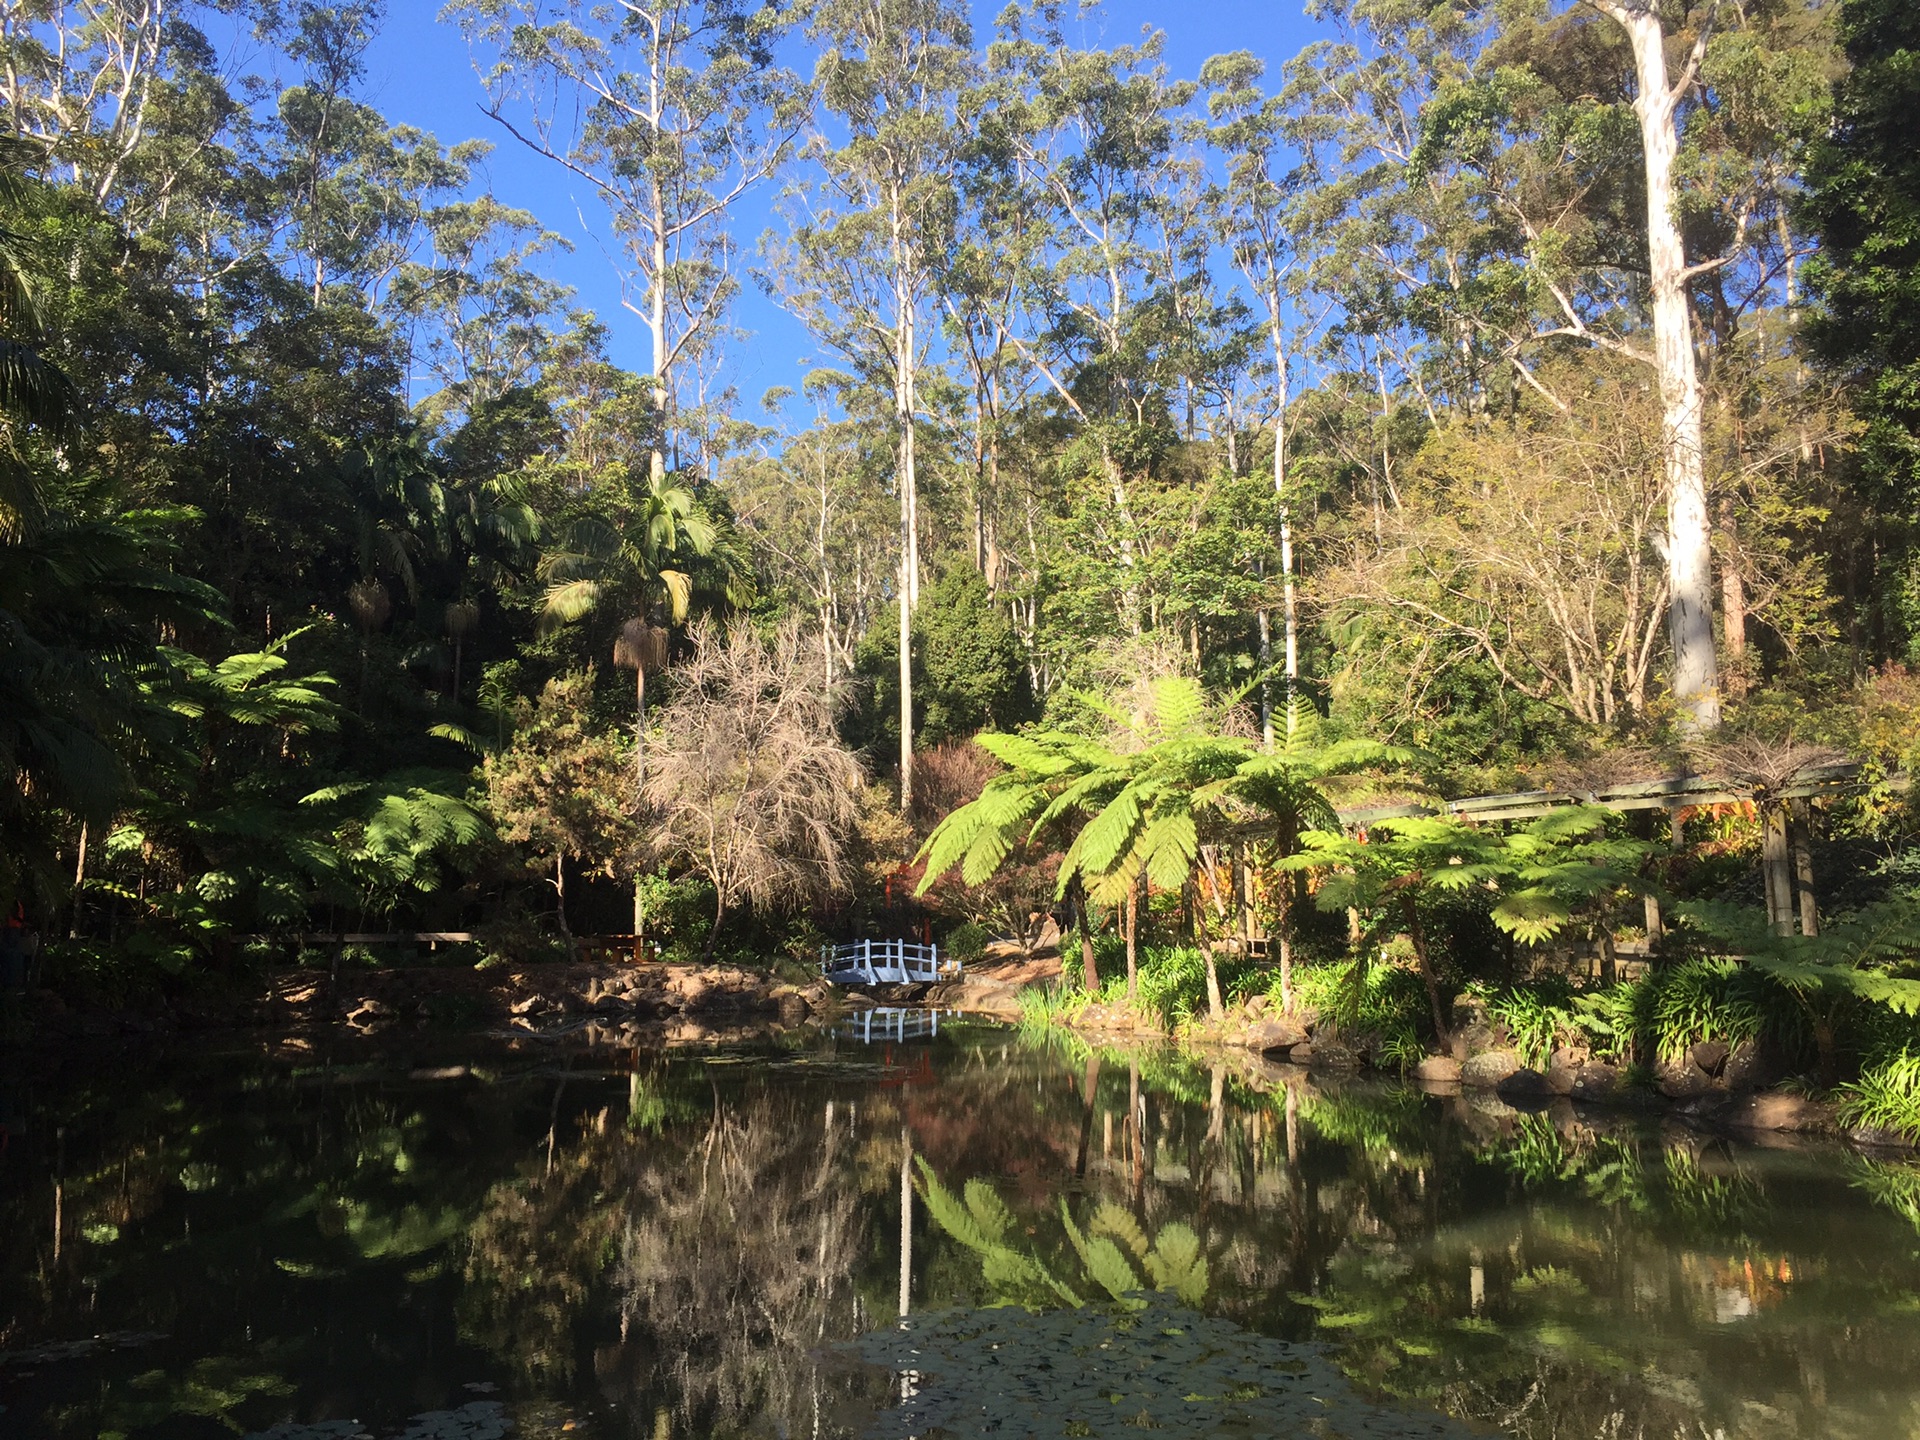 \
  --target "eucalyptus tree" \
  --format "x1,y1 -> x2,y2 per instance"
1201,51 -> 1311,741
452,0 -> 810,488
725,370 -> 897,684
983,3 -> 1200,636
765,0 -> 973,812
